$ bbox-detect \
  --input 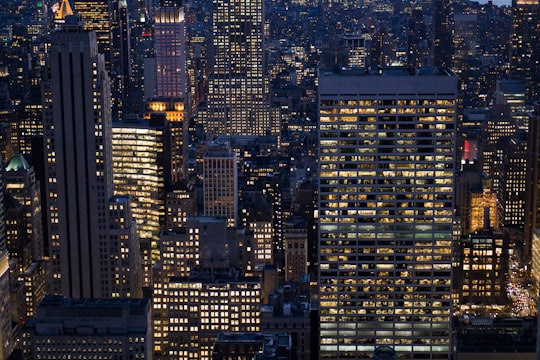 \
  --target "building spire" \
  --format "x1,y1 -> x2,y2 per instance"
55,0 -> 73,21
